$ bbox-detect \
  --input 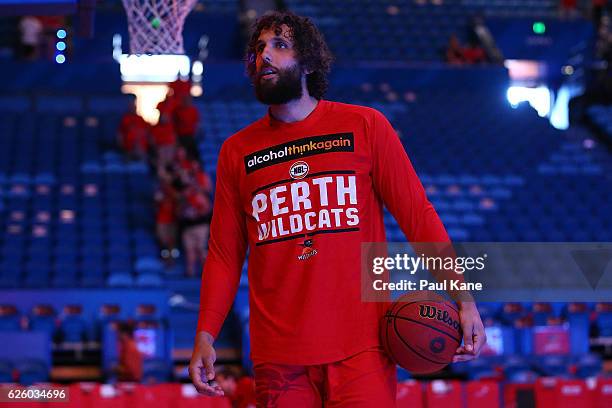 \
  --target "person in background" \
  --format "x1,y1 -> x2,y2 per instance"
18,16 -> 42,60
446,34 -> 467,64
215,366 -> 256,408
592,0 -> 608,31
560,0 -> 579,19
174,93 -> 201,161
116,321 -> 143,382
151,113 -> 177,170
177,177 -> 212,277
38,16 -> 65,60
191,162 -> 213,195
463,39 -> 486,64
169,78 -> 192,99
156,90 -> 178,120
189,12 -> 485,404
155,181 -> 179,264
118,97 -> 150,161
